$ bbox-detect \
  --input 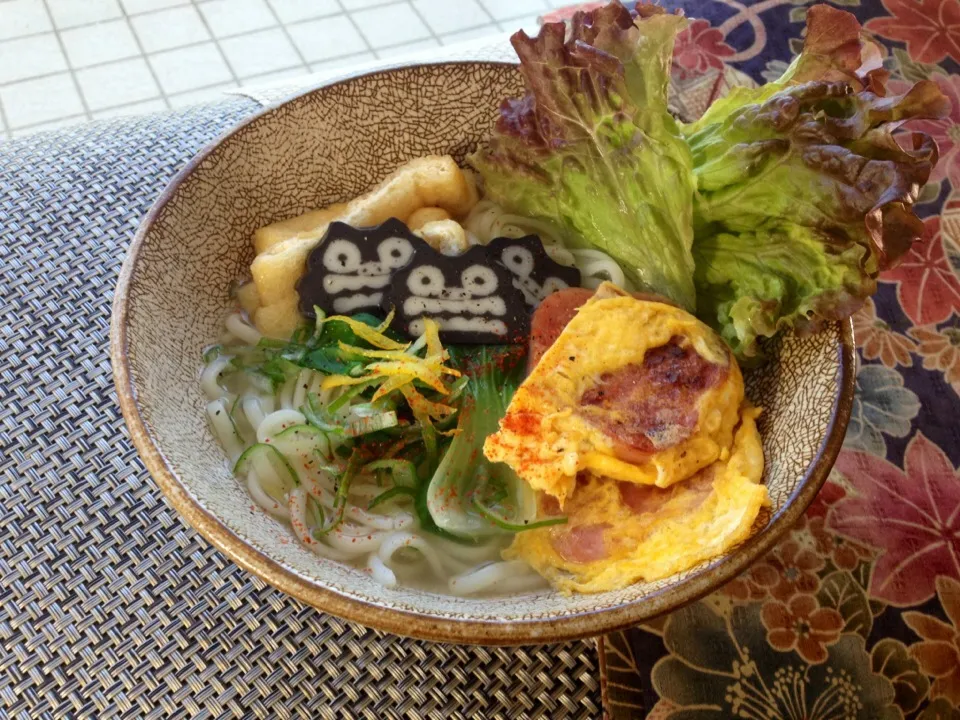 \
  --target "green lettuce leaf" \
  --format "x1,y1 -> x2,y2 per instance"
686,5 -> 886,136
685,7 -> 950,360
469,2 -> 698,310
